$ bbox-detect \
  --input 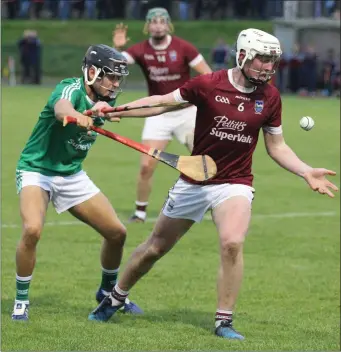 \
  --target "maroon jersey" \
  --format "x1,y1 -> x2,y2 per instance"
173,69 -> 282,186
123,35 -> 203,96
